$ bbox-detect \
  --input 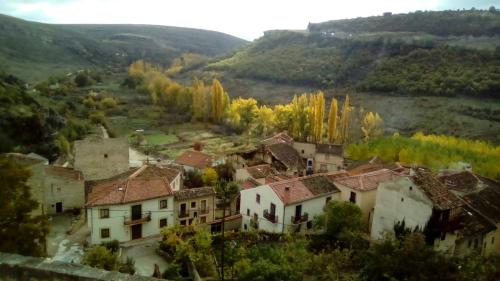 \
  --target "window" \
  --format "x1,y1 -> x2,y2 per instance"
301,149 -> 304,154
440,232 -> 446,241
194,212 -> 198,217
244,224 -> 247,230
474,238 -> 479,249
349,192 -> 356,203
188,218 -> 193,225
100,228 -> 110,238
99,208 -> 109,218
325,197 -> 332,204
247,208 -> 250,216
492,237 -> 495,244
307,221 -> 313,229
159,199 -> 168,209
180,220 -> 186,226
159,218 -> 168,228
270,203 -> 276,216
409,186 -> 413,191
191,201 -> 196,208
401,197 -> 404,202
200,216 -> 206,223
256,194 -> 260,204
468,240 -> 472,248
104,154 -> 108,158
